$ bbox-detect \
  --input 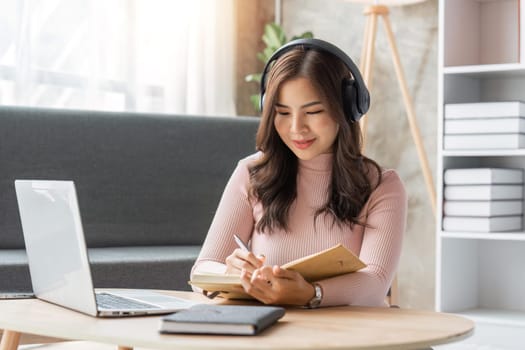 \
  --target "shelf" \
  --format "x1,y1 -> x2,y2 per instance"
440,231 -> 525,241
443,0 -> 520,67
455,308 -> 525,328
442,149 -> 525,157
438,2 -> 525,346
444,63 -> 525,77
